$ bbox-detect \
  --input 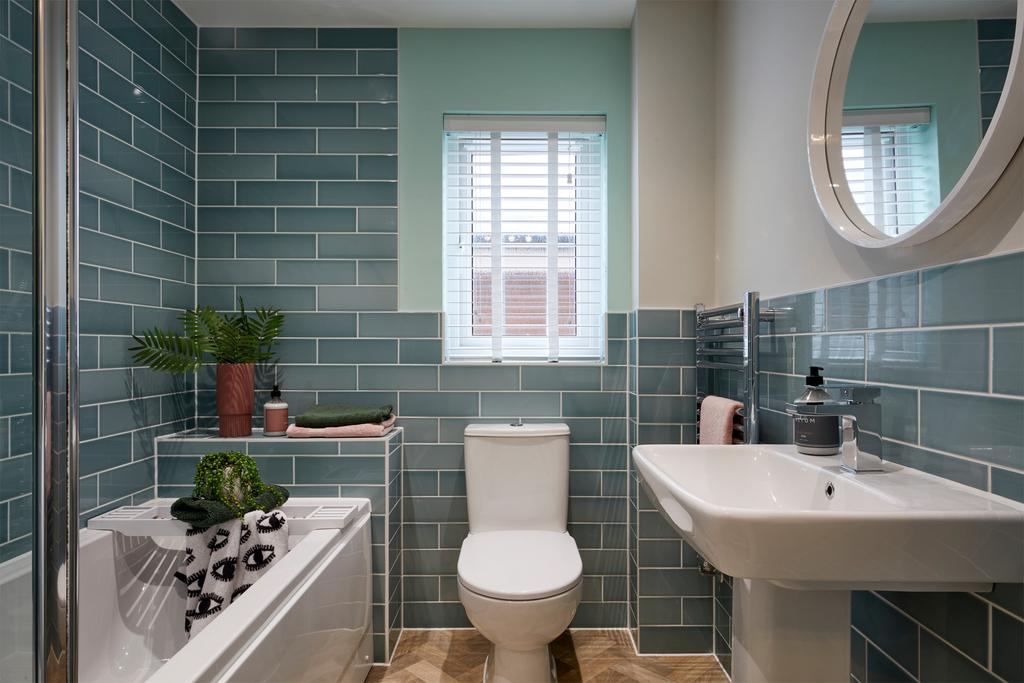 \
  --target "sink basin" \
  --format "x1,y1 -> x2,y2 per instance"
633,443 -> 1024,590
633,443 -> 1024,682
